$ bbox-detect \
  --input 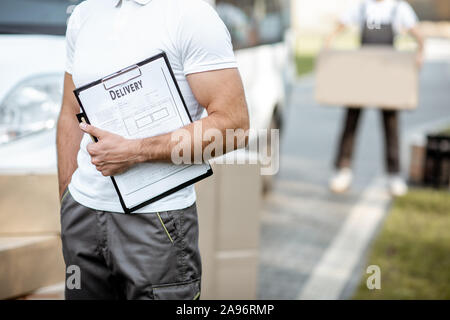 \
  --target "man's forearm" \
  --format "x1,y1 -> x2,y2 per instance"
136,109 -> 249,163
56,108 -> 83,198
79,68 -> 250,176
325,23 -> 346,48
